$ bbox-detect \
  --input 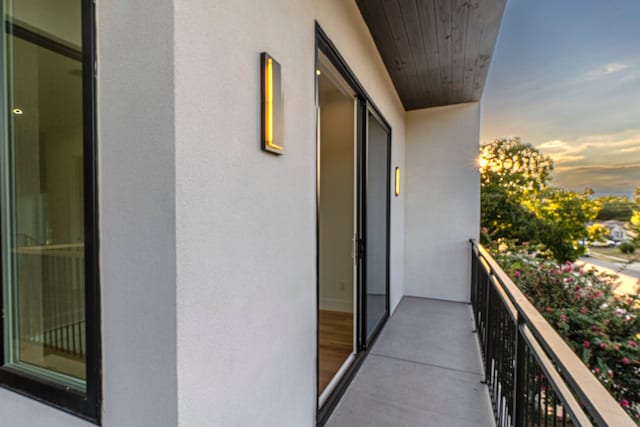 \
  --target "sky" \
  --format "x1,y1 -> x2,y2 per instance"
481,0 -> 640,198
